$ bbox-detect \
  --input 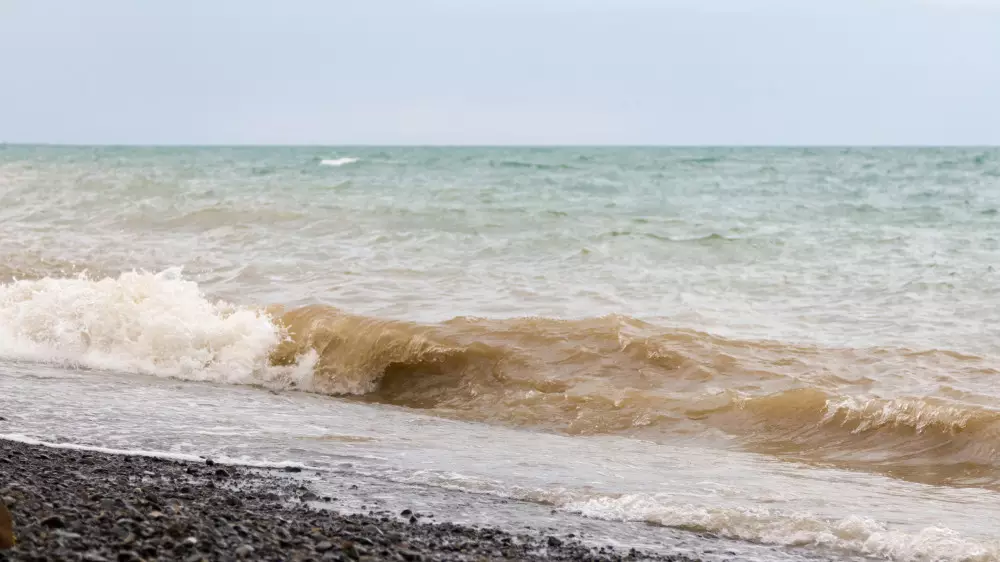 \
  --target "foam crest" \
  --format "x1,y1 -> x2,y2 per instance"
823,395 -> 979,434
564,494 -> 1000,562
3,271 -> 999,491
0,269 -> 291,383
320,157 -> 359,167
